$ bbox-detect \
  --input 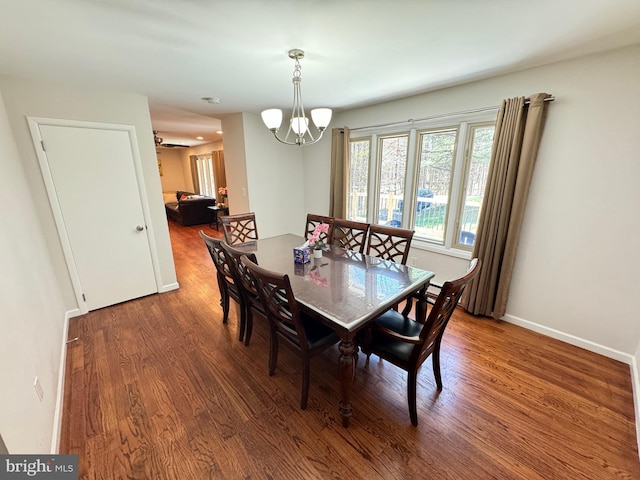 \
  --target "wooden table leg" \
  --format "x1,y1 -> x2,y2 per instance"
208,209 -> 218,230
338,333 -> 357,427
